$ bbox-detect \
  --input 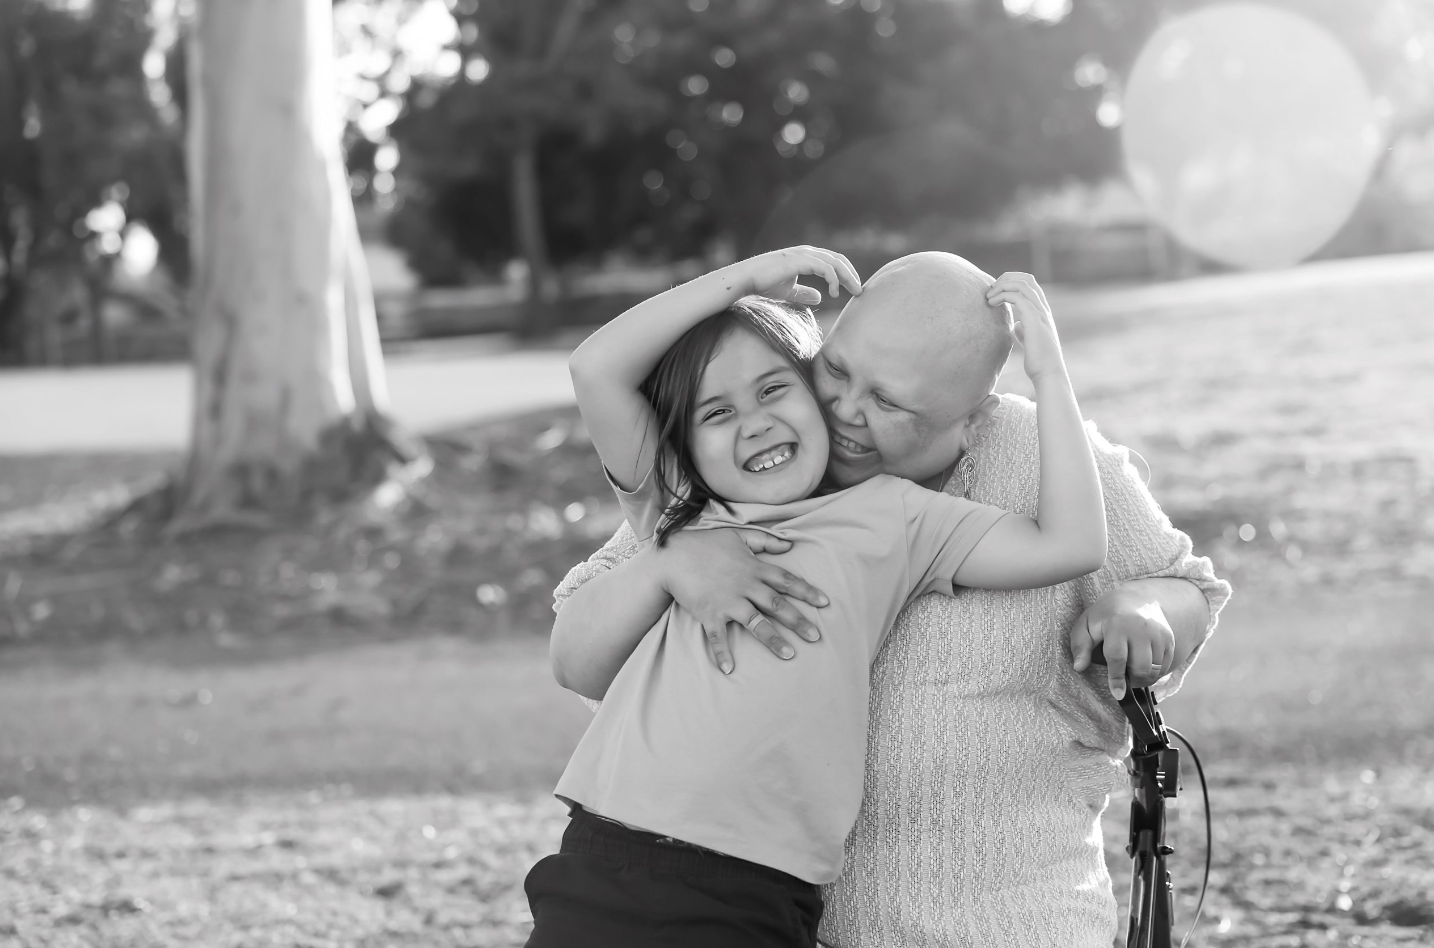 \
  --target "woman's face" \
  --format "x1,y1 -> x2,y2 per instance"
689,327 -> 829,505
